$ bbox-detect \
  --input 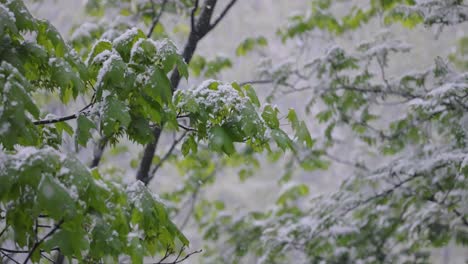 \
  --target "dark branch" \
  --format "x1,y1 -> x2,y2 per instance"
0,248 -> 30,254
40,252 -> 55,263
137,0 -> 239,185
1,251 -> 20,264
90,136 -> 108,168
0,226 -> 7,238
137,127 -> 163,185
147,0 -> 169,38
23,220 -> 64,264
209,0 -> 238,30
180,186 -> 200,230
33,101 -> 94,126
238,79 -> 273,86
33,113 -> 79,126
154,248 -> 203,264
155,248 -> 174,264
190,0 -> 200,32
178,124 -> 197,132
149,132 -> 188,180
